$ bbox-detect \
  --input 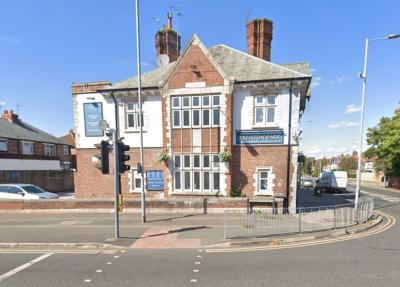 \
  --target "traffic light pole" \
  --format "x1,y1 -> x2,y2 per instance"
135,0 -> 146,223
112,131 -> 121,238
